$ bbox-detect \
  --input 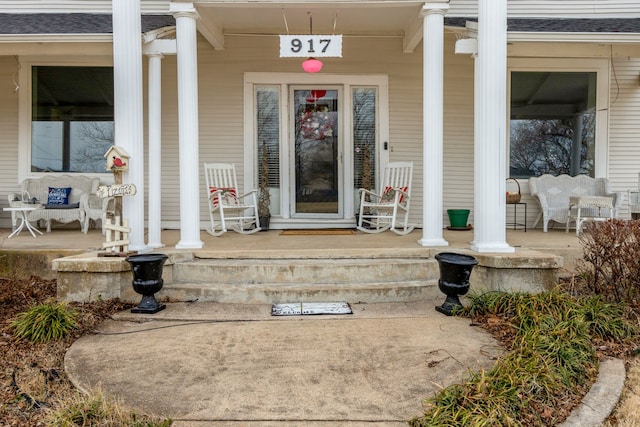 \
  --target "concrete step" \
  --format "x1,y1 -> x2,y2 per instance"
164,256 -> 441,304
159,279 -> 440,304
171,257 -> 439,285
